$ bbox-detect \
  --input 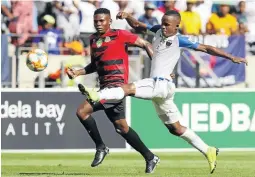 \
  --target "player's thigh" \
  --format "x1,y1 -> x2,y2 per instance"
133,78 -> 155,99
152,98 -> 181,125
135,78 -> 174,99
154,79 -> 176,99
103,101 -> 125,123
77,99 -> 105,116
